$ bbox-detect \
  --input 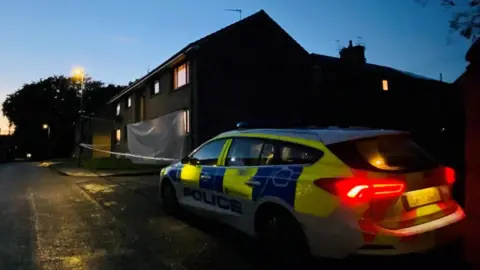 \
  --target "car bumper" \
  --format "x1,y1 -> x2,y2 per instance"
298,206 -> 466,258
